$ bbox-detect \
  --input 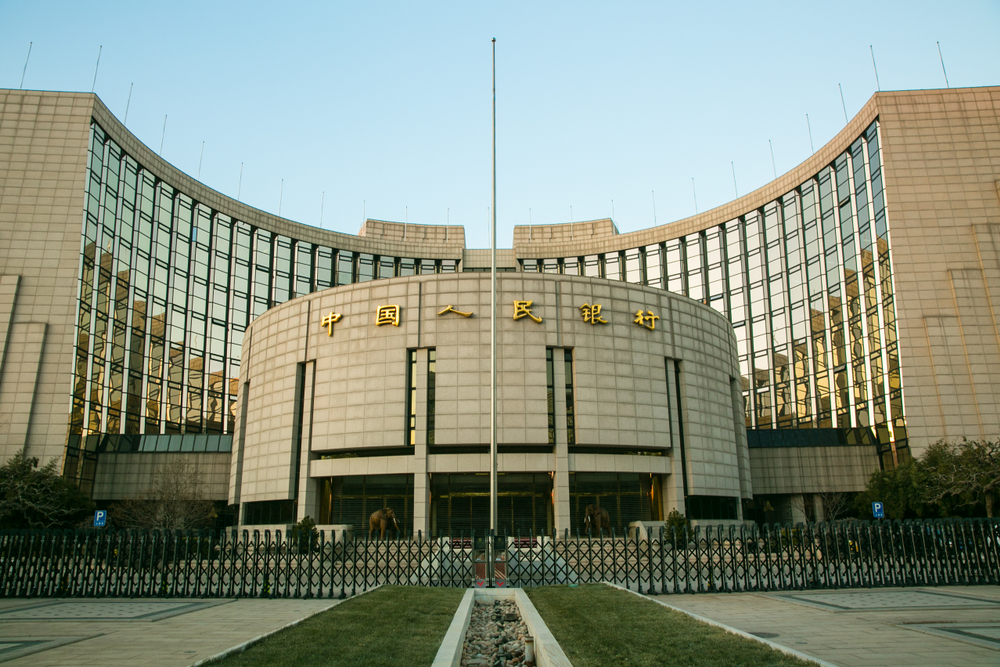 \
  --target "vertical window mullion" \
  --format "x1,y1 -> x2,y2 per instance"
546,349 -> 555,445
427,349 -> 436,446
405,349 -> 417,446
